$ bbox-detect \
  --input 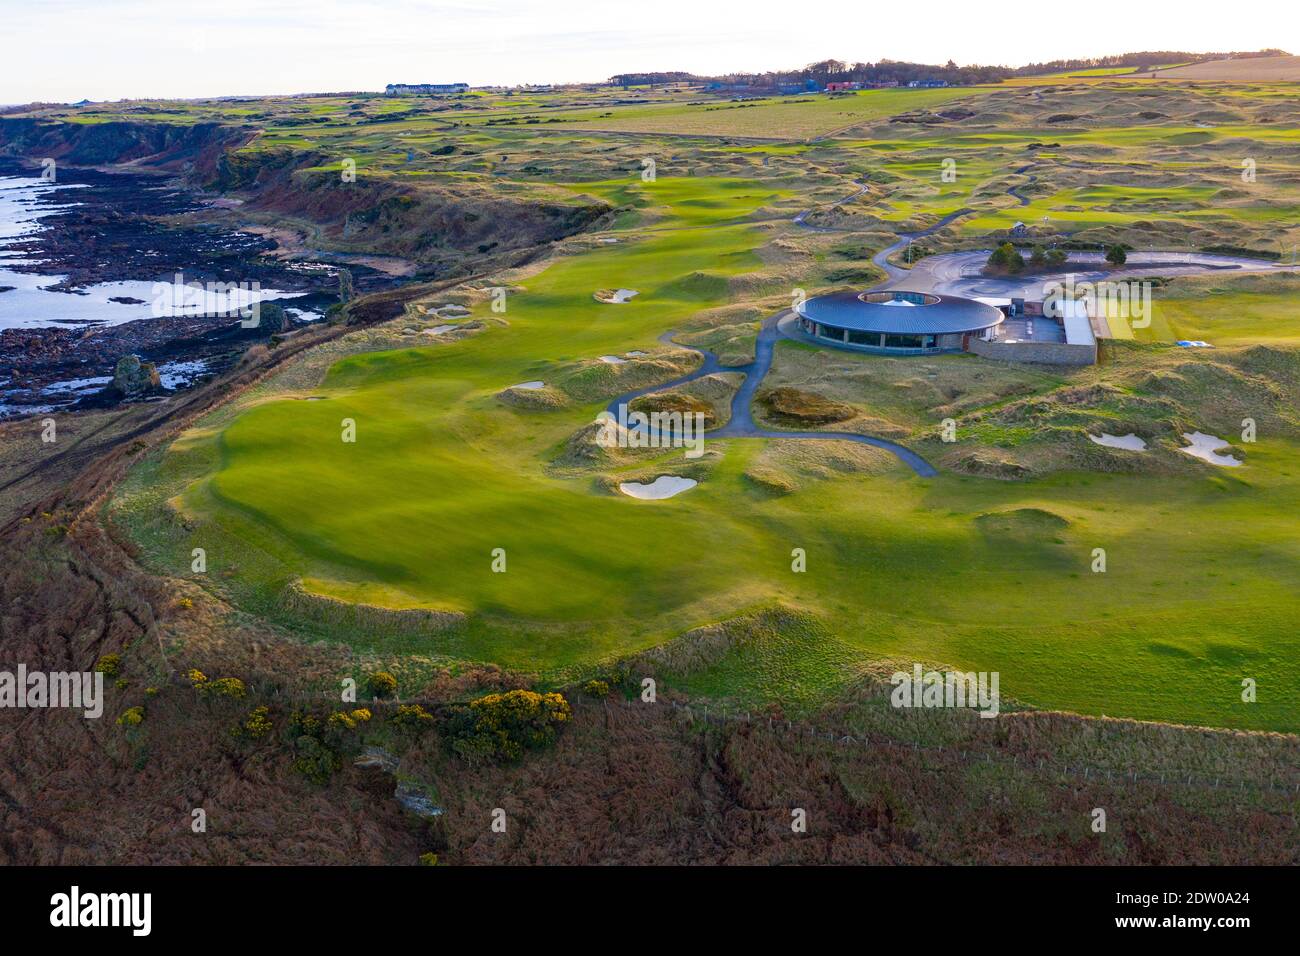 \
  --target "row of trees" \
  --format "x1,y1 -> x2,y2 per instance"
986,243 -> 1130,274
608,50 -> 1288,91
1014,49 -> 1289,76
